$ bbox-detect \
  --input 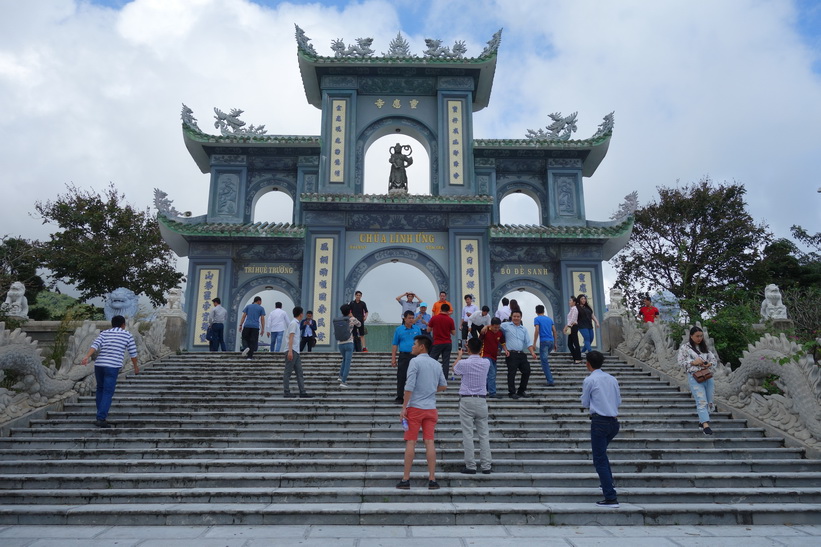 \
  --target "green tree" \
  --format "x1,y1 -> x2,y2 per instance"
0,236 -> 45,305
34,183 -> 184,306
747,226 -> 821,289
611,178 -> 770,321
